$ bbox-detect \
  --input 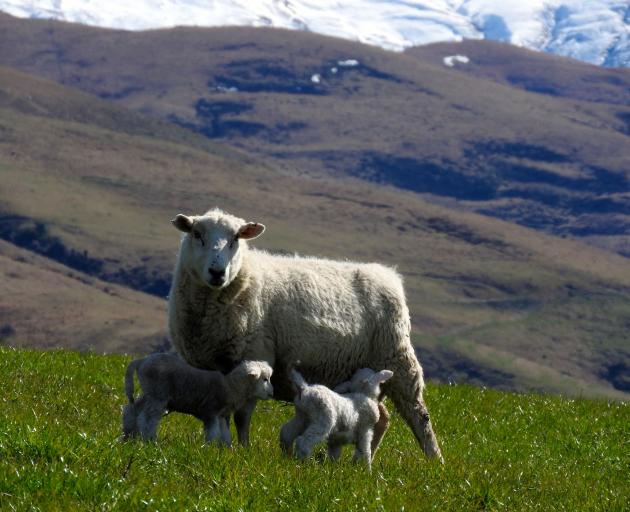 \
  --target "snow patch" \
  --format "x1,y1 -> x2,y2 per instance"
443,55 -> 470,67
